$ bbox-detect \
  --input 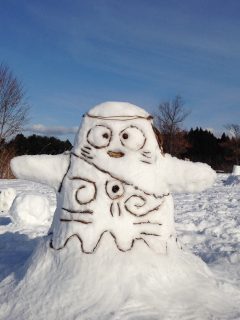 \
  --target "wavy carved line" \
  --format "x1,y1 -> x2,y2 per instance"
49,231 -> 150,254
